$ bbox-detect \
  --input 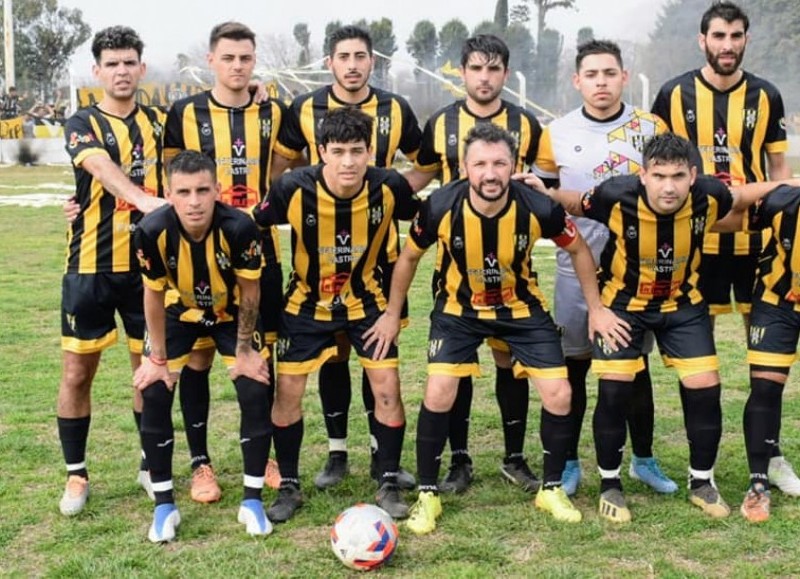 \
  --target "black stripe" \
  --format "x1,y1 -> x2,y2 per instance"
680,80 -> 698,147
375,96 -> 393,167
444,105 -> 461,181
